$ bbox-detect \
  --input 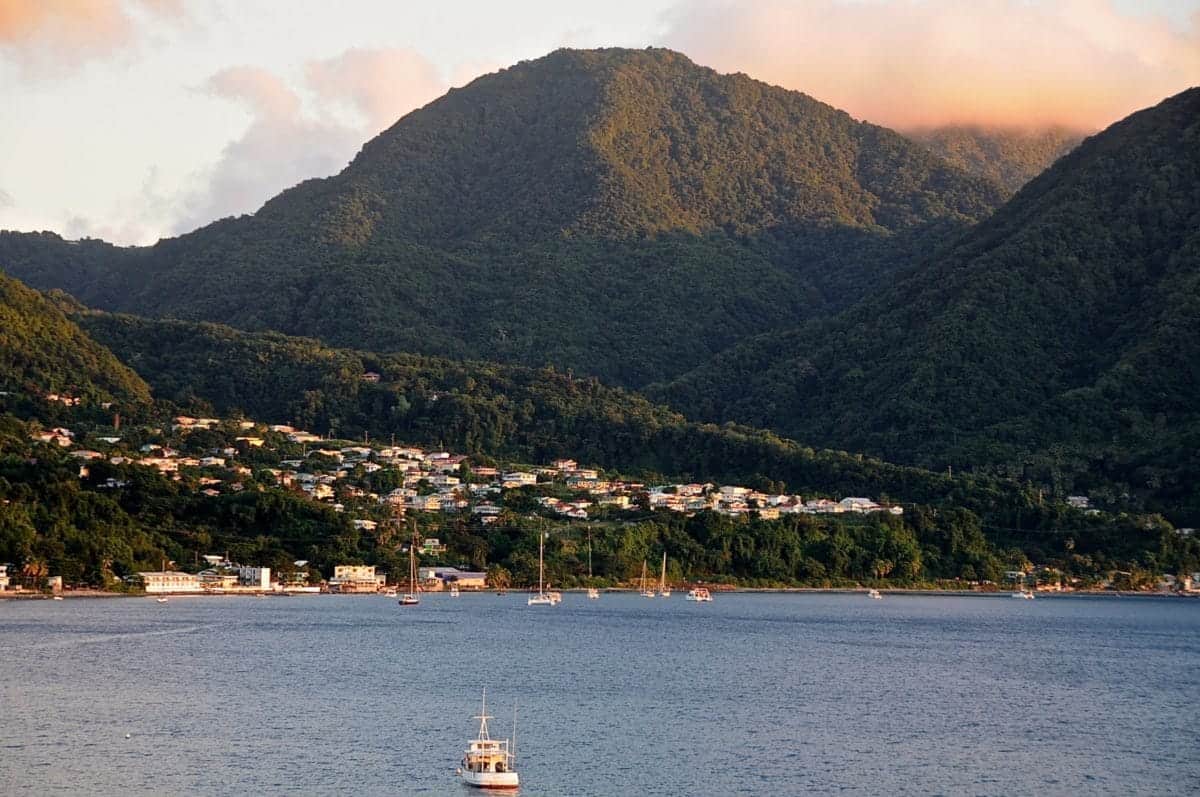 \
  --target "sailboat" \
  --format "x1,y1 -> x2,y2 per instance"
640,560 -> 655,598
457,690 -> 519,790
586,528 -> 599,599
658,551 -> 671,597
399,526 -> 420,606
528,530 -> 555,606
450,584 -> 460,598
